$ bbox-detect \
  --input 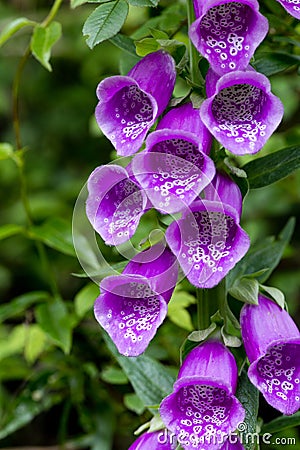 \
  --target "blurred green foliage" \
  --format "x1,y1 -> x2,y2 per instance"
0,0 -> 299,448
